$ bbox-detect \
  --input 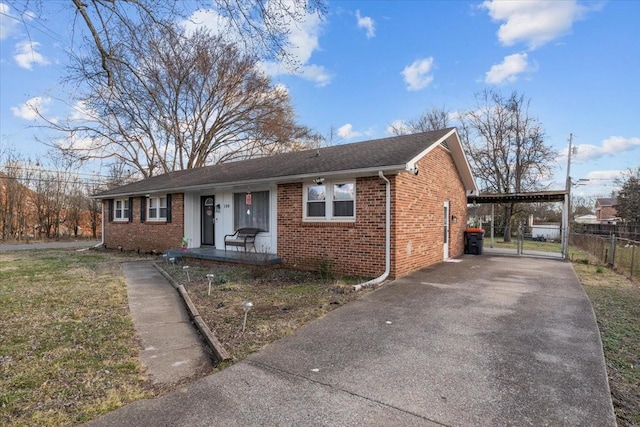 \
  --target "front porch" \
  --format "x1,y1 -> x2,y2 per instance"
163,247 -> 282,266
